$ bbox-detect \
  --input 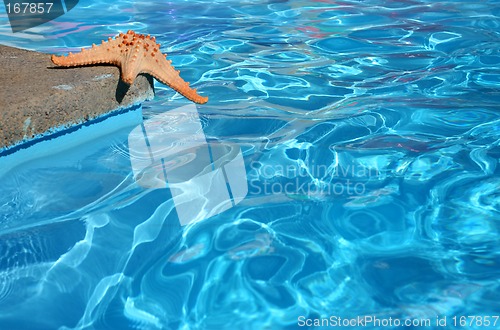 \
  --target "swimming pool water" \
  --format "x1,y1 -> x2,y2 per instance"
1,0 -> 500,329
